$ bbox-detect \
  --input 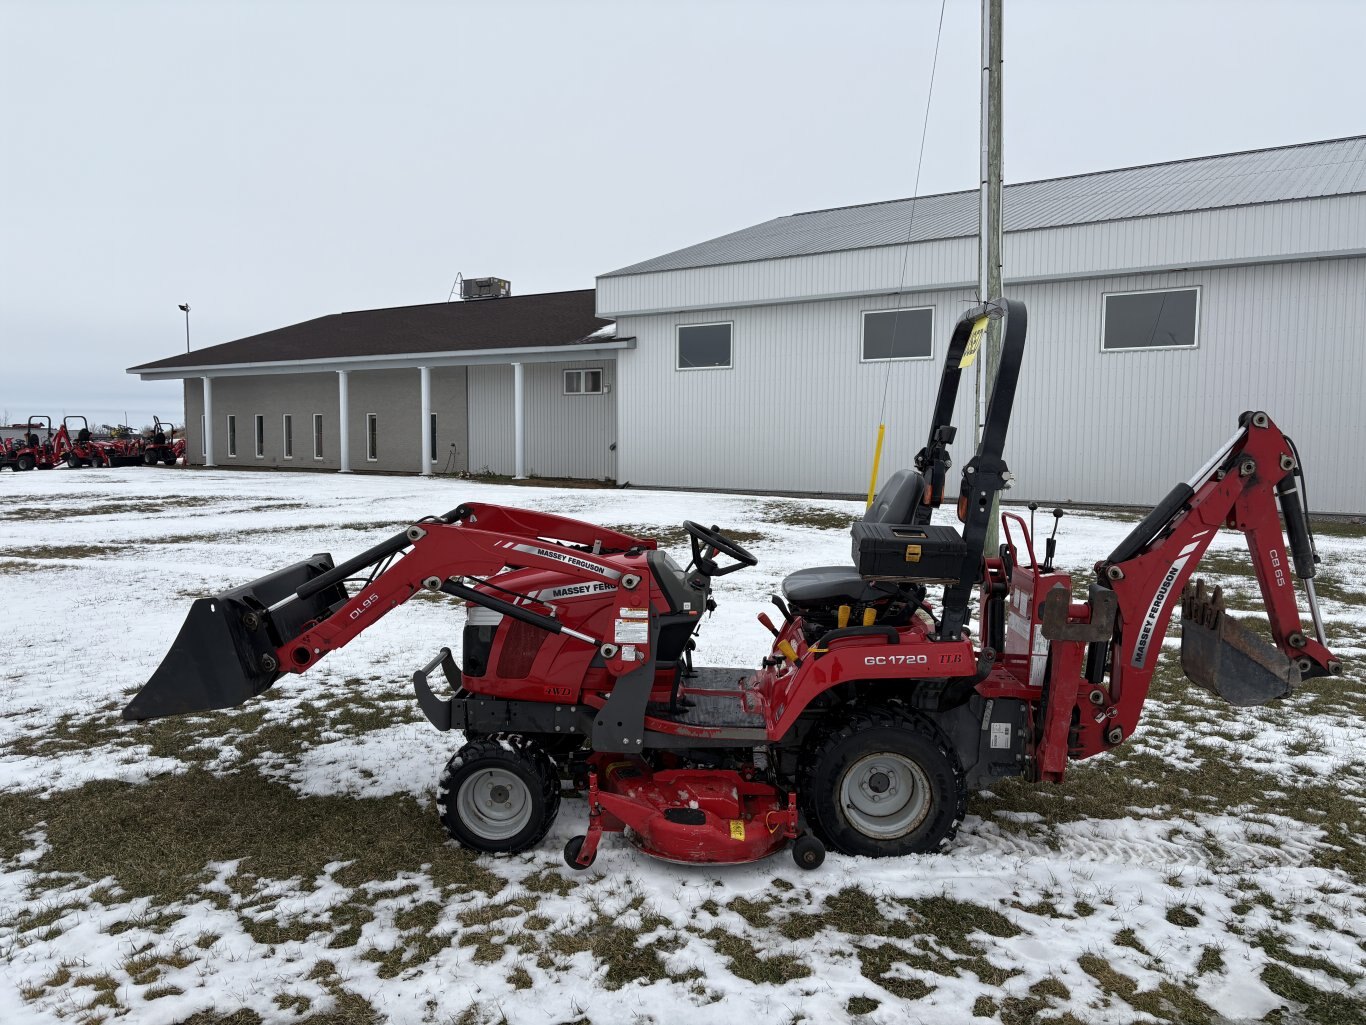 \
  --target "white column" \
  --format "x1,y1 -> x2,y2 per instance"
512,361 -> 527,479
337,369 -> 351,473
202,376 -> 216,467
419,365 -> 433,476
